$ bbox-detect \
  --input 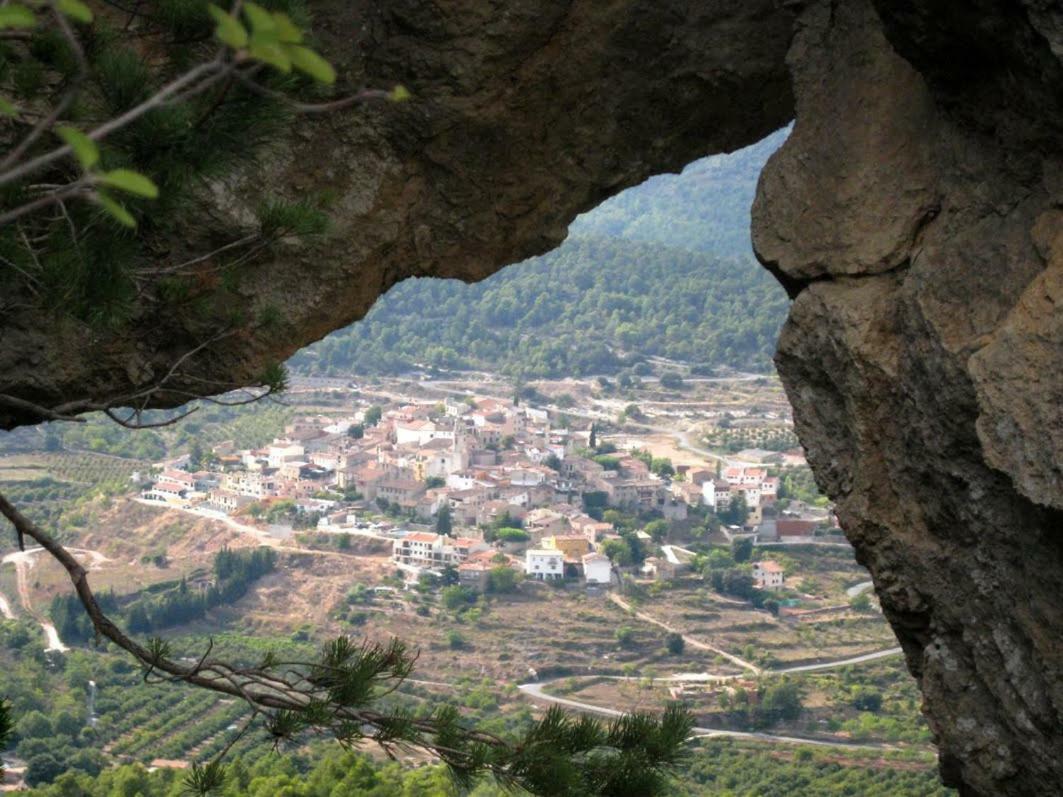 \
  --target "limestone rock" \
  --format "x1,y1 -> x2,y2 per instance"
0,0 -> 794,428
2,2 -> 1063,794
755,2 -> 1063,794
